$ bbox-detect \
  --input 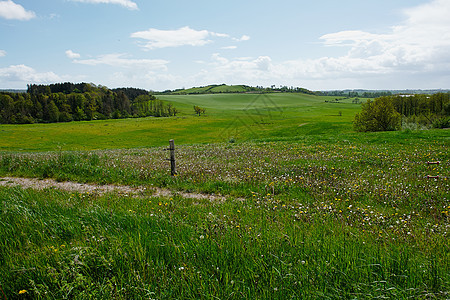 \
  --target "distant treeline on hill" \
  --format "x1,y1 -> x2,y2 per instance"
317,89 -> 450,98
318,90 -> 393,98
157,84 -> 316,95
0,83 -> 178,124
